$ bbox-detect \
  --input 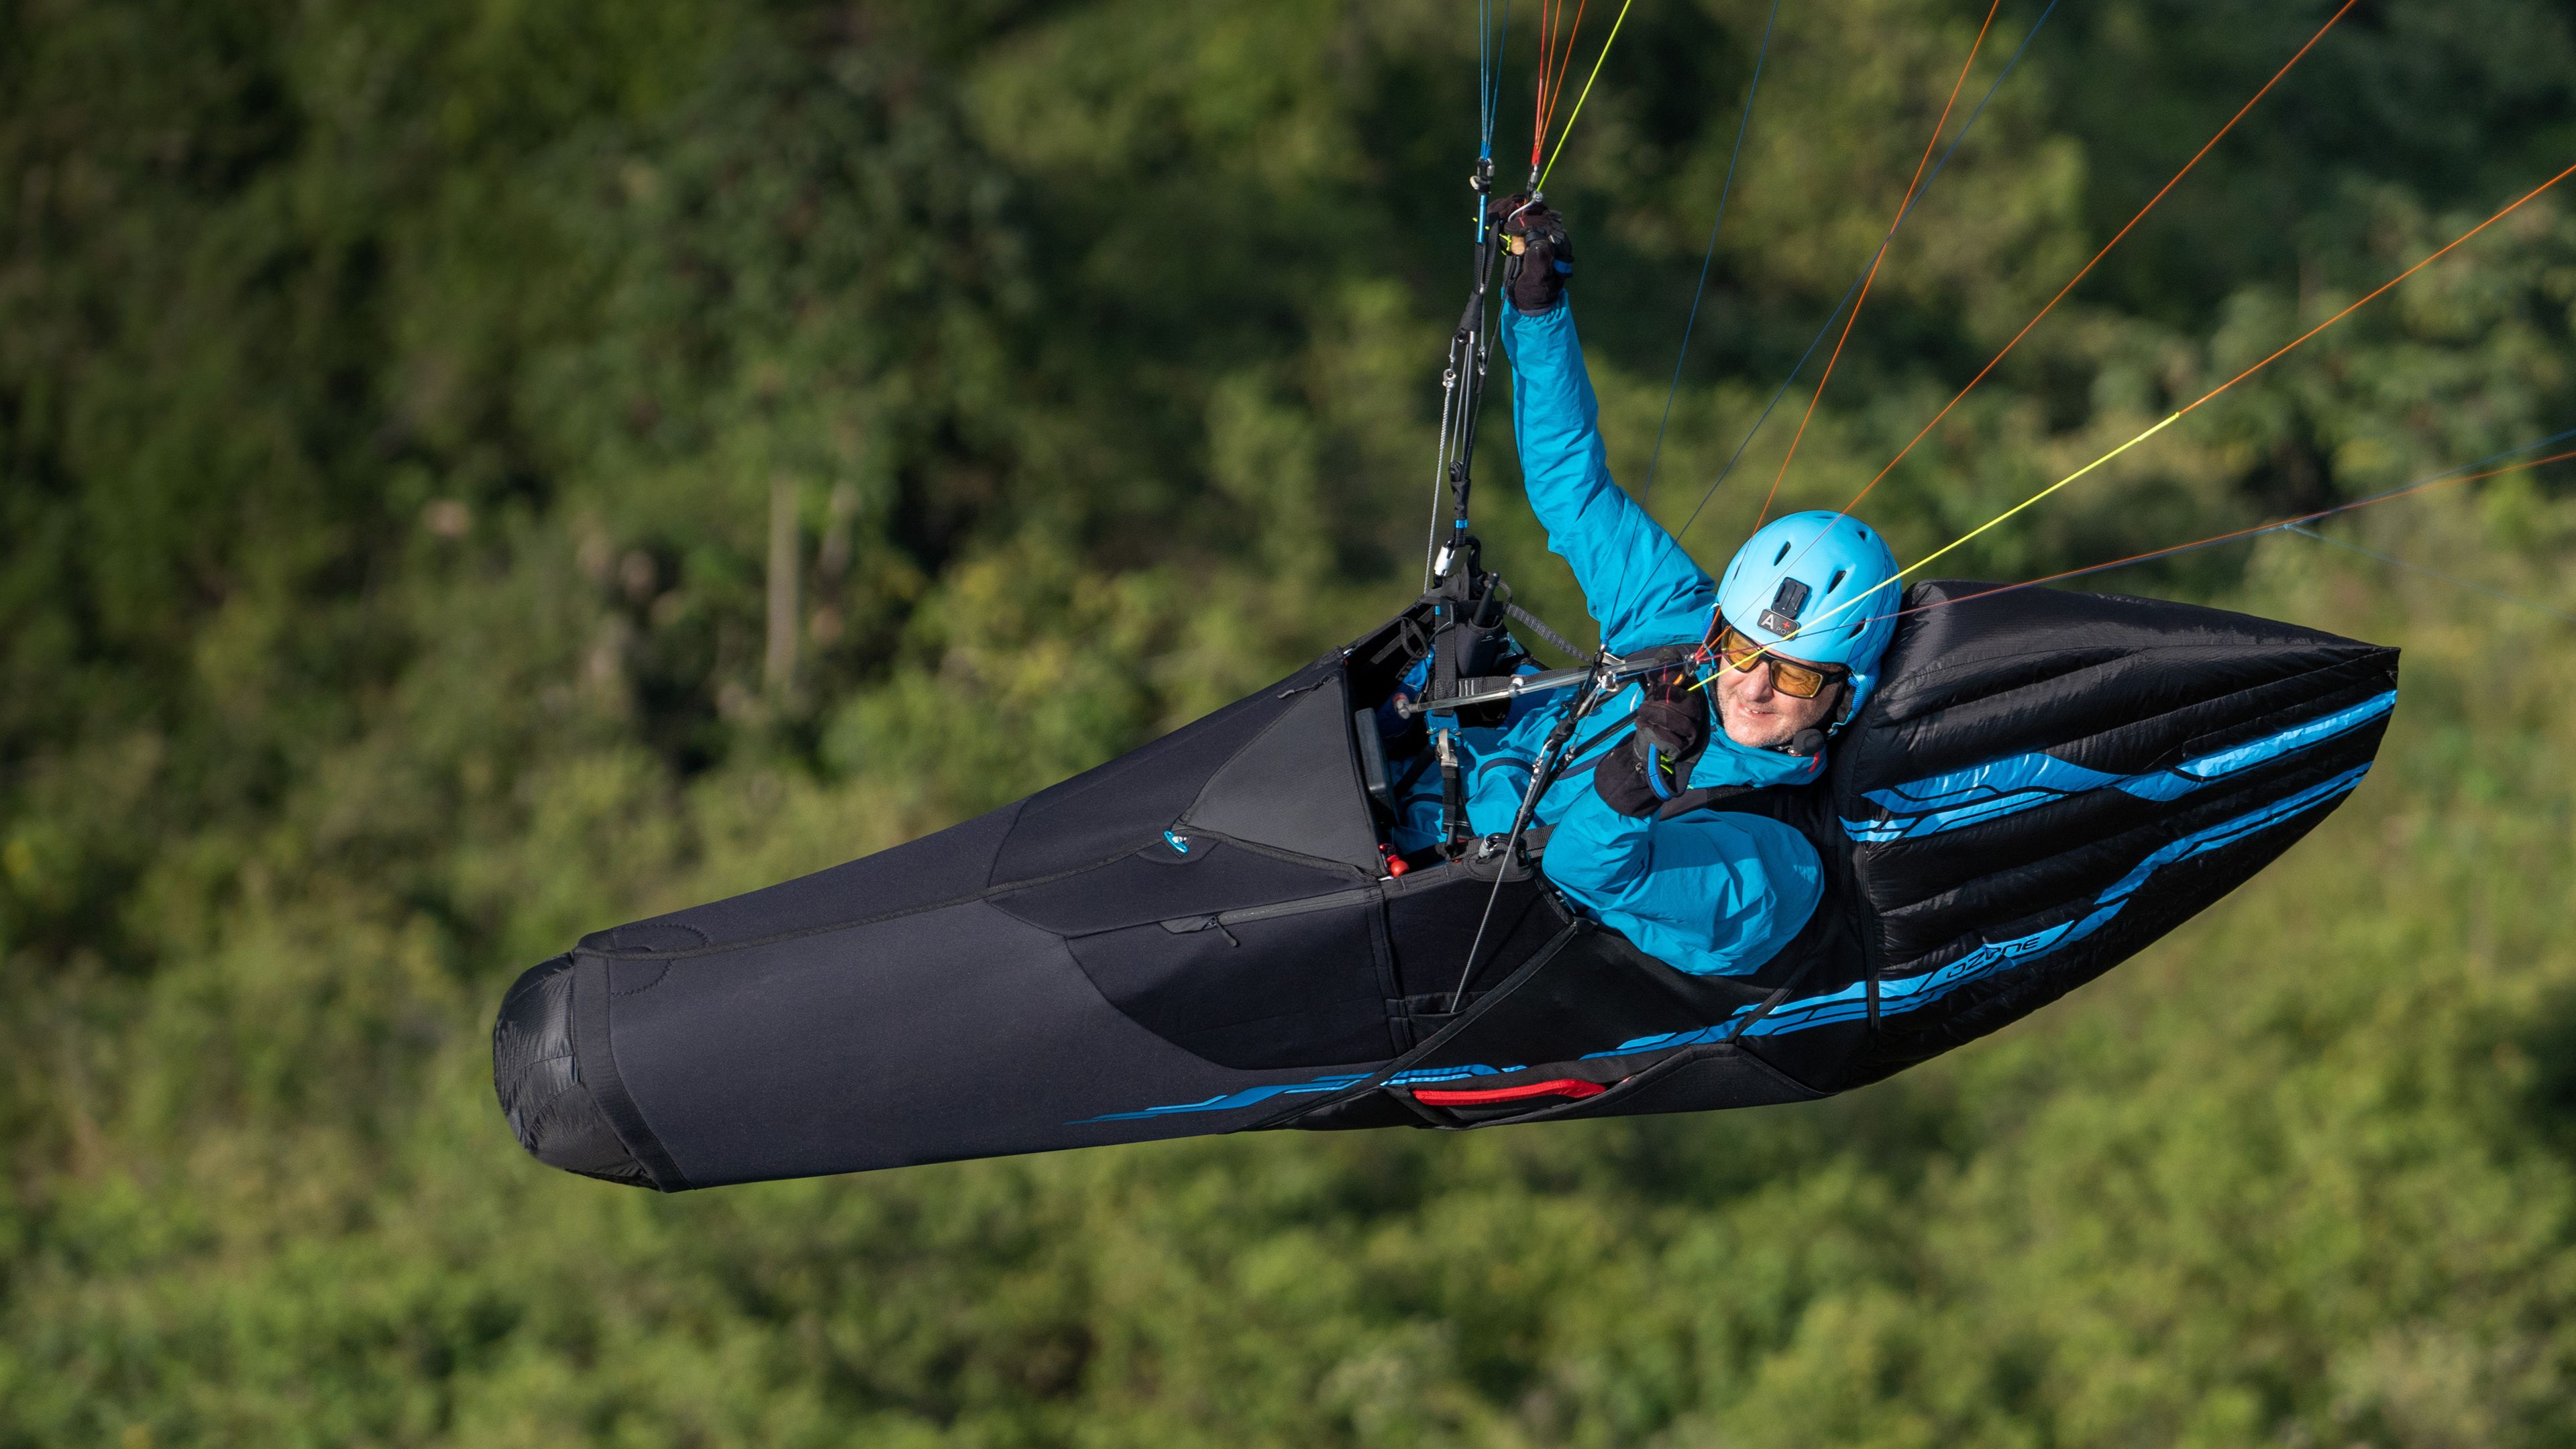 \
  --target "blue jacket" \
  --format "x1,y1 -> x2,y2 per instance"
1390,301 -> 1823,977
